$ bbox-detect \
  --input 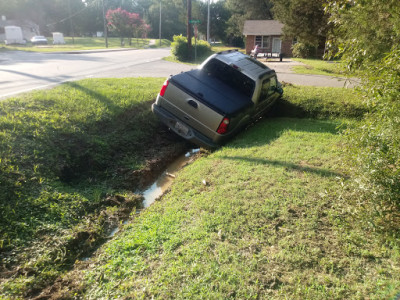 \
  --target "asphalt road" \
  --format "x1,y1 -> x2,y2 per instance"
0,48 -> 193,99
0,48 -> 355,99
